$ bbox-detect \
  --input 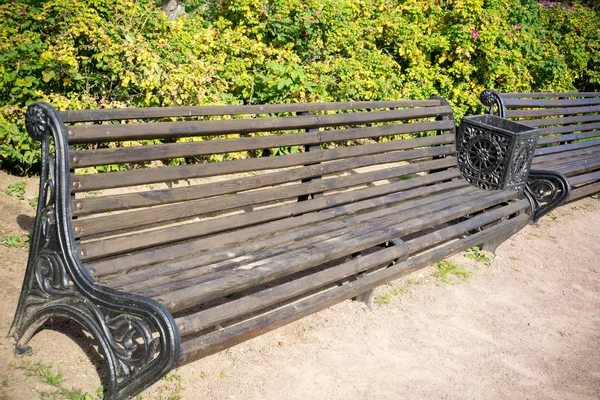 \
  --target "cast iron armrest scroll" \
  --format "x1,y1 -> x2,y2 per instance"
8,103 -> 180,400
480,89 -> 506,118
523,170 -> 571,224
